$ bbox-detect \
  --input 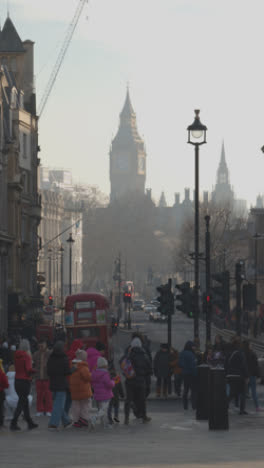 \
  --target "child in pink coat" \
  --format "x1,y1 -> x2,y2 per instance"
91,357 -> 115,428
